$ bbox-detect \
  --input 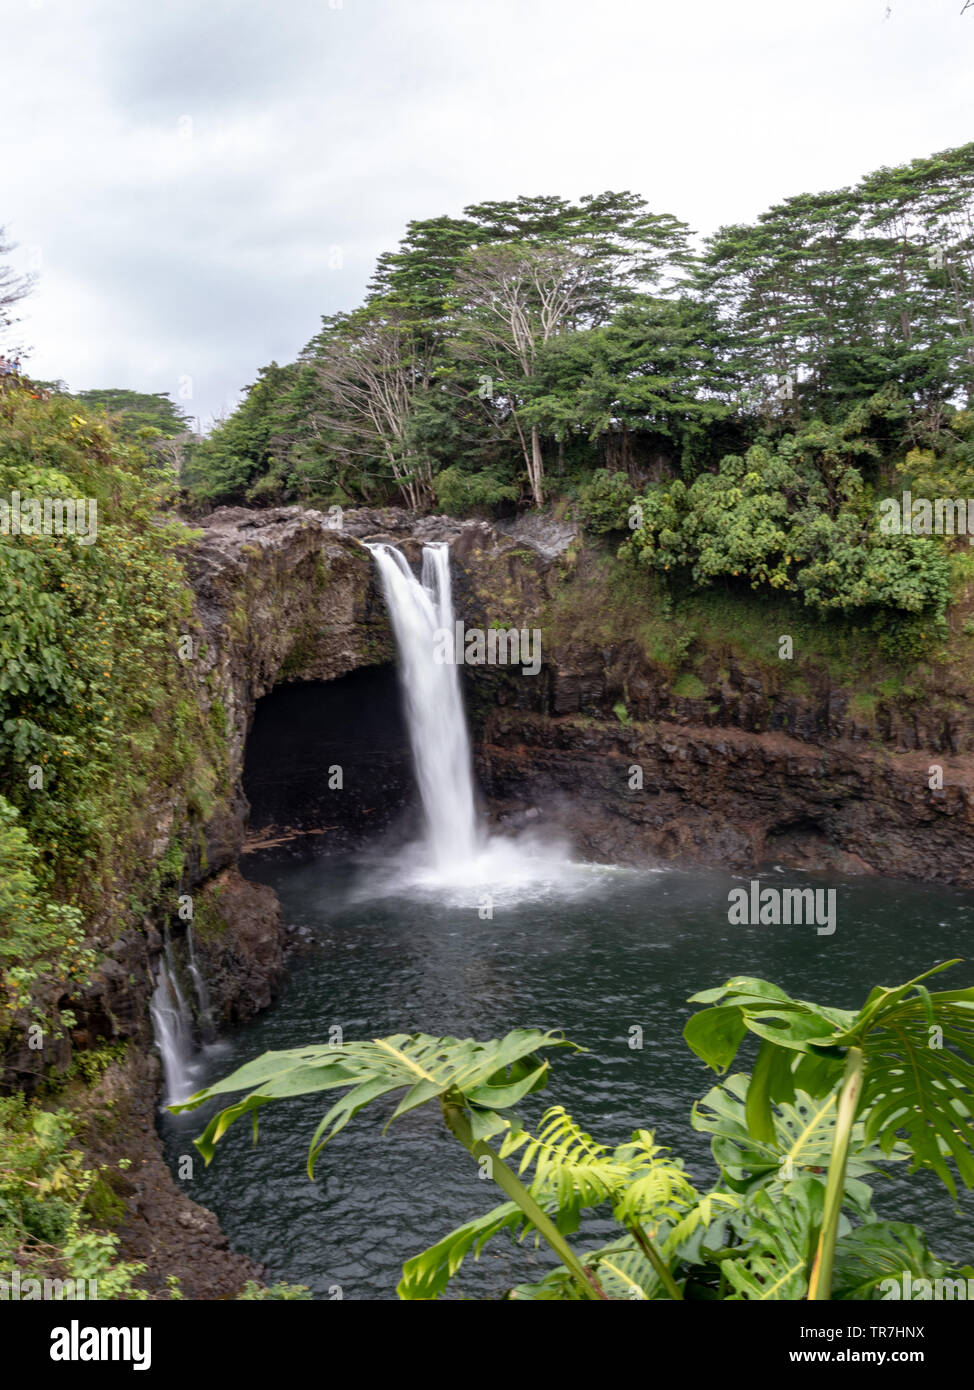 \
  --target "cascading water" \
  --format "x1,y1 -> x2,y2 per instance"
149,938 -> 196,1107
365,539 -> 577,900
186,923 -> 215,1042
367,542 -> 480,871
